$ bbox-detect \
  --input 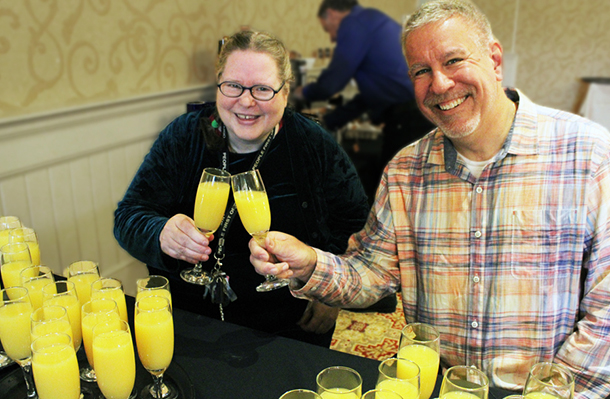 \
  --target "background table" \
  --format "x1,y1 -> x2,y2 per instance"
1,294 -> 516,398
